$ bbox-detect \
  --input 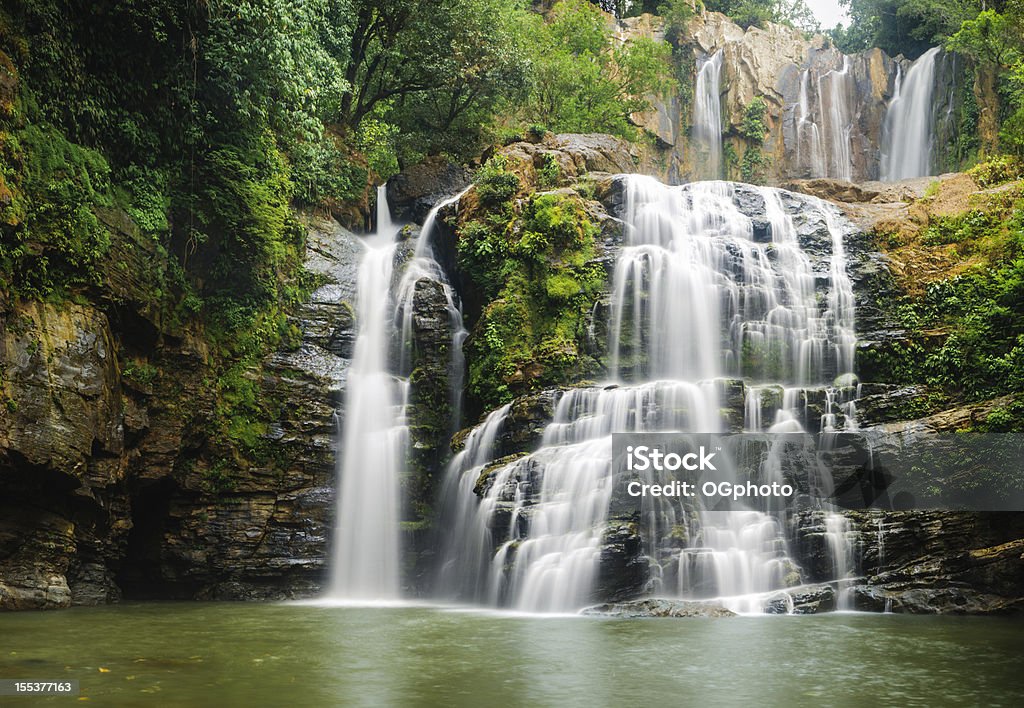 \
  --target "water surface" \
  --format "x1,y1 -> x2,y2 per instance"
2,604 -> 1022,706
